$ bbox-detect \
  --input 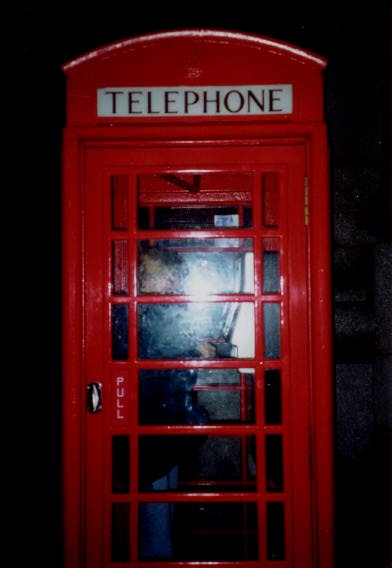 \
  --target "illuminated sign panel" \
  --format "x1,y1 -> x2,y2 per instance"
97,85 -> 293,117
